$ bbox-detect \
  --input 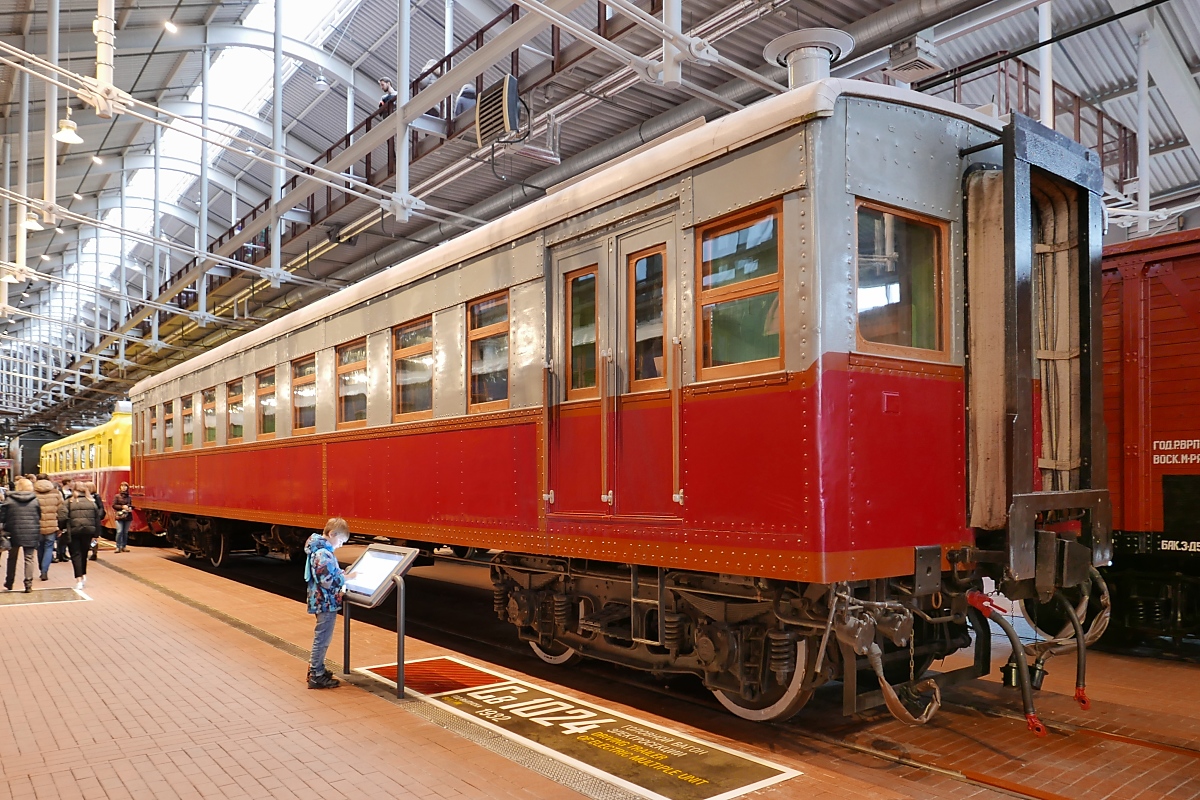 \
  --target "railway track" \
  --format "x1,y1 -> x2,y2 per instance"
174,551 -> 1200,800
